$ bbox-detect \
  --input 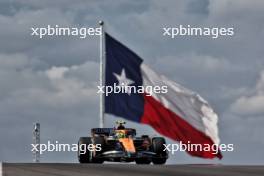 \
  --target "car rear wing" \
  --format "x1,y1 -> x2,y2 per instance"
91,128 -> 137,136
91,128 -> 114,136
